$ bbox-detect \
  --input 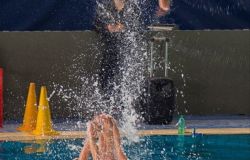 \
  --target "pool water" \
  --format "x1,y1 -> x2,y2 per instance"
0,135 -> 250,160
